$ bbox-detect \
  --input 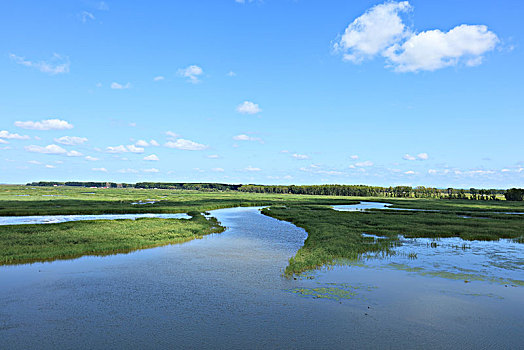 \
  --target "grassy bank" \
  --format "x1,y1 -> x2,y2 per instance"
0,213 -> 223,265
262,205 -> 524,275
